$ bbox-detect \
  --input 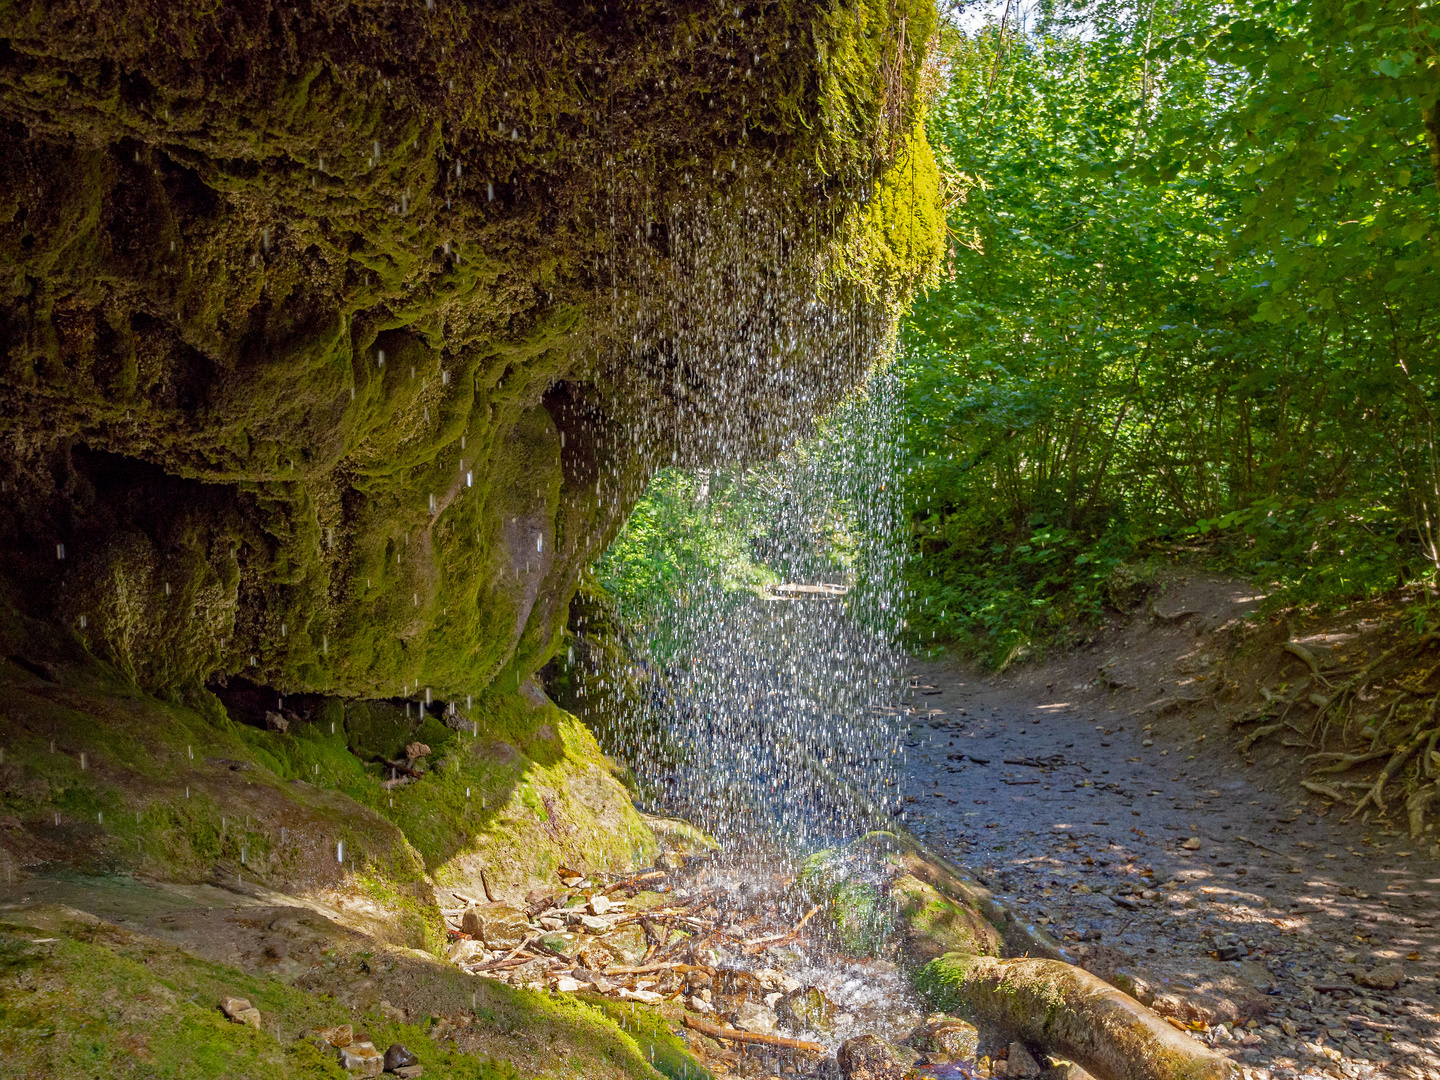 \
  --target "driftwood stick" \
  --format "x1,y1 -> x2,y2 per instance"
473,935 -> 538,971
681,1015 -> 825,1054
741,904 -> 821,954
